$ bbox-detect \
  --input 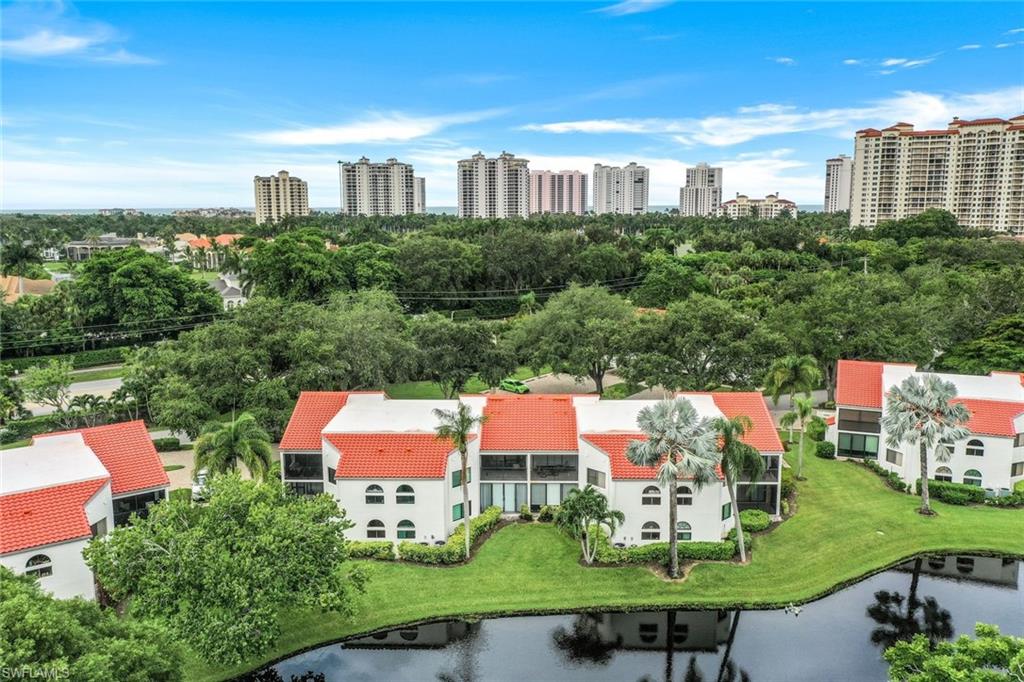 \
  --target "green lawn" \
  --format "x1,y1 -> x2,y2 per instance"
0,439 -> 31,450
186,438 -> 1024,681
70,367 -> 124,383
383,366 -> 550,400
188,270 -> 220,282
